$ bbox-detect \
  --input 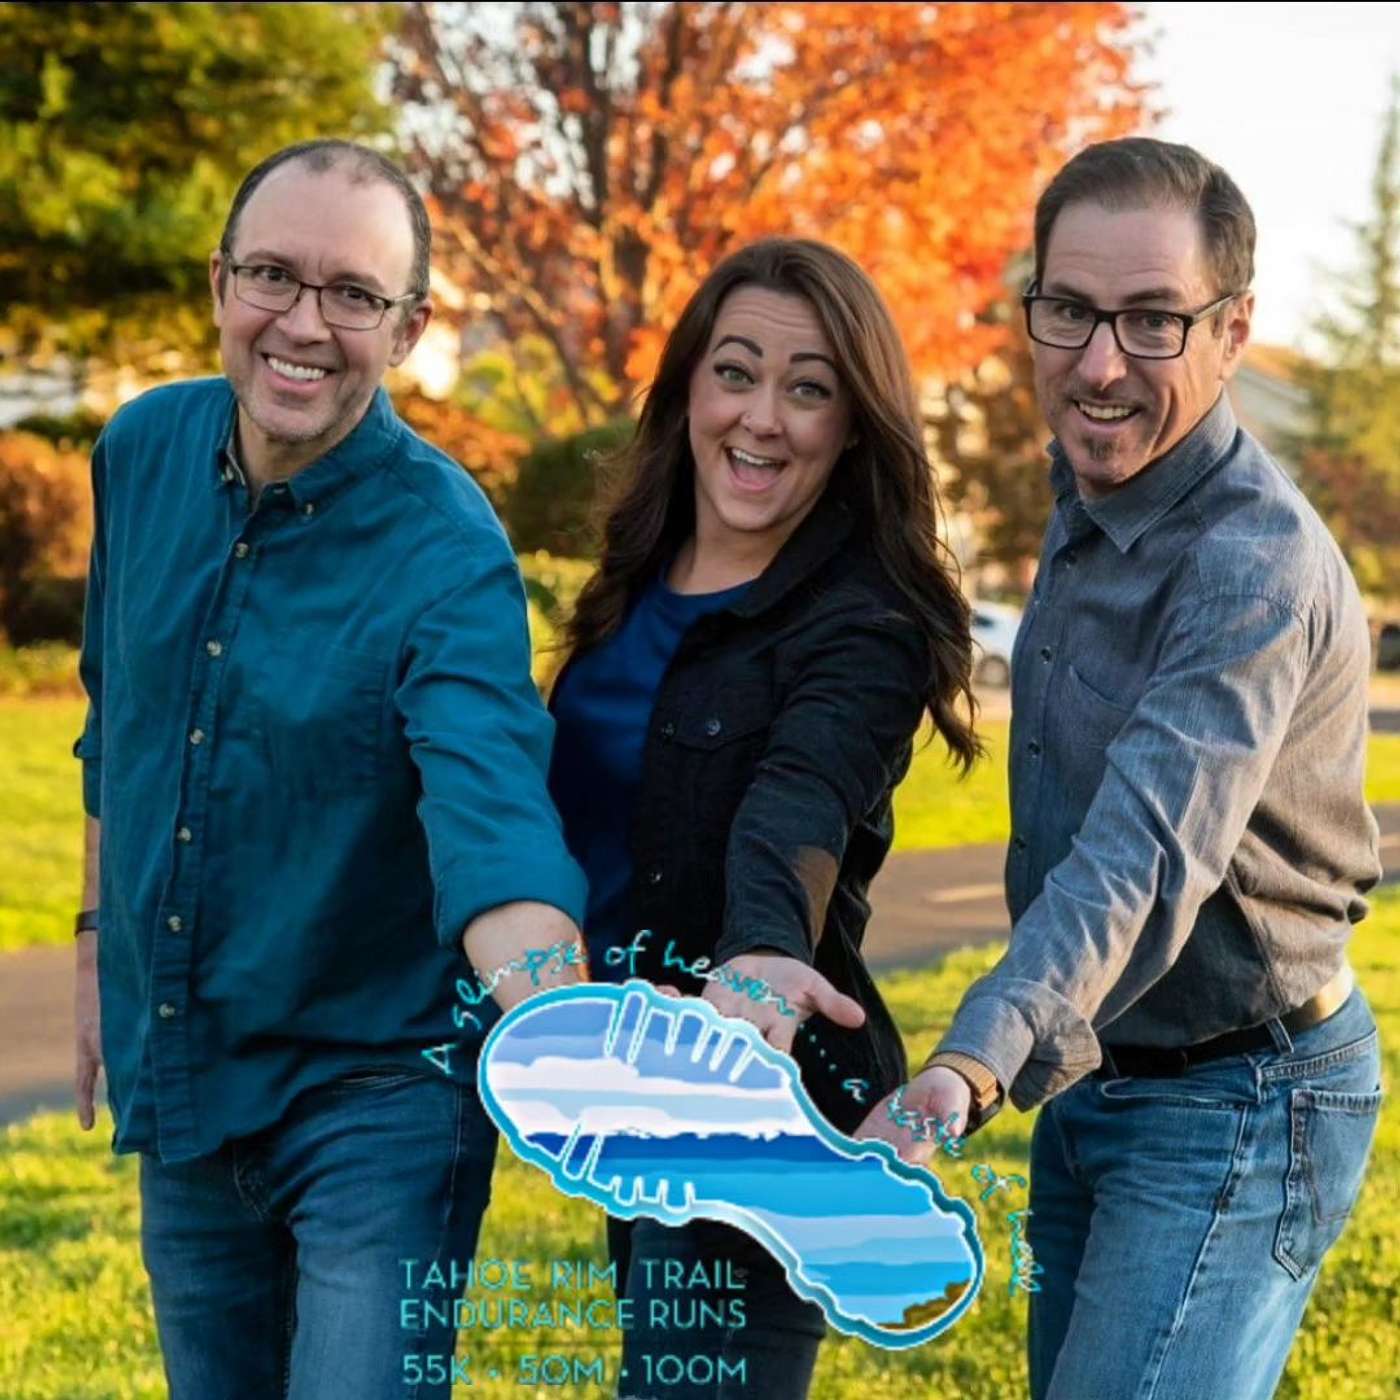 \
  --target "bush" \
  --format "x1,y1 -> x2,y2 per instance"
0,431 -> 91,645
504,419 -> 635,556
518,552 -> 595,689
